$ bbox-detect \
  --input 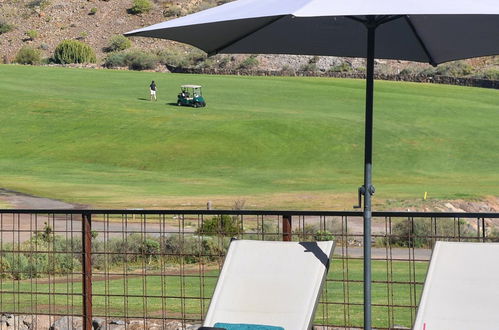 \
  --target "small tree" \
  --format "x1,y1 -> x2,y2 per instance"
15,46 -> 41,65
196,215 -> 242,237
54,39 -> 96,64
33,222 -> 53,243
140,239 -> 160,264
